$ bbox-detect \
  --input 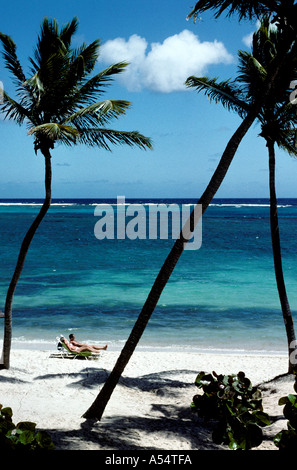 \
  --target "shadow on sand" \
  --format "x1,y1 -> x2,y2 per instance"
35,366 -> 223,450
